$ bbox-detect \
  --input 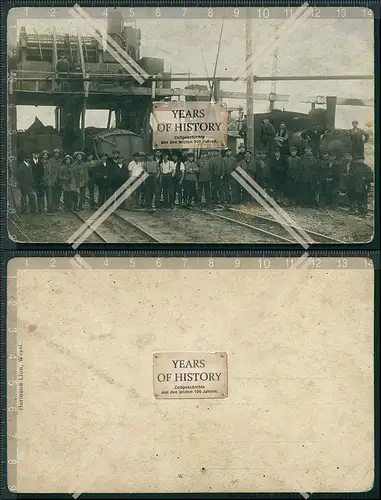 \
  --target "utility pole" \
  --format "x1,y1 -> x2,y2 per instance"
269,48 -> 278,111
245,13 -> 254,152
